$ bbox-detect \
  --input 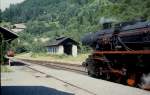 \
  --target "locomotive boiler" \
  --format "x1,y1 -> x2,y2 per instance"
82,20 -> 150,90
